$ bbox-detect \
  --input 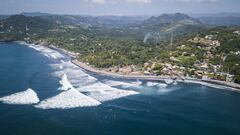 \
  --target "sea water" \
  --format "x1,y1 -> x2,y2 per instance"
0,42 -> 240,135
